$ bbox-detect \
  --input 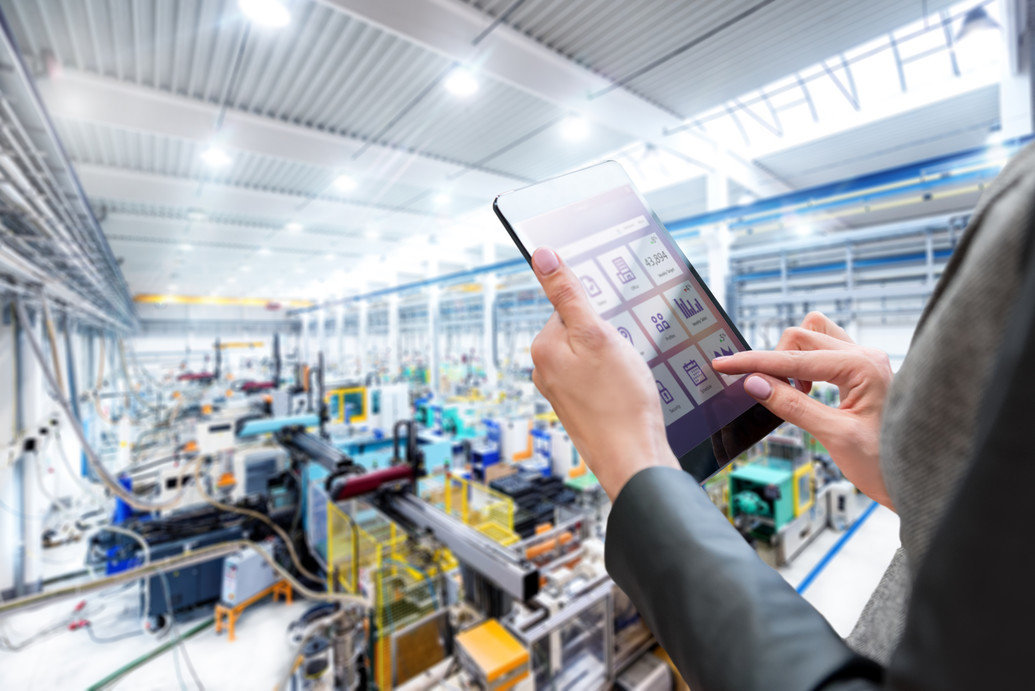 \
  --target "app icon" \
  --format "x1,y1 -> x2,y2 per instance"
682,358 -> 708,386
581,275 -> 602,297
657,380 -> 674,404
673,295 -> 704,320
711,332 -> 735,359
617,326 -> 635,346
612,256 -> 636,285
650,312 -> 671,333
